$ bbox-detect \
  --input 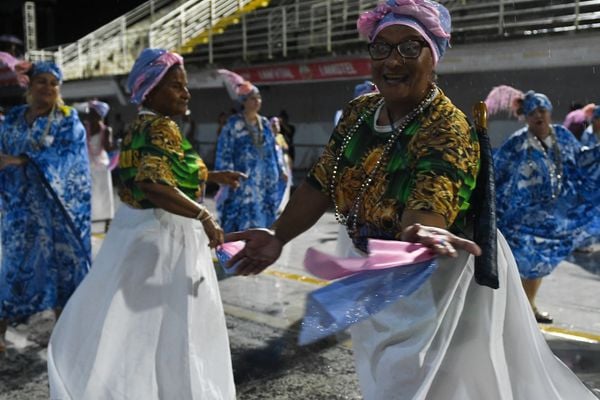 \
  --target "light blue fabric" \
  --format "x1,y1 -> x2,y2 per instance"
0,105 -> 91,319
215,114 -> 285,232
299,258 -> 437,346
494,124 -> 600,279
